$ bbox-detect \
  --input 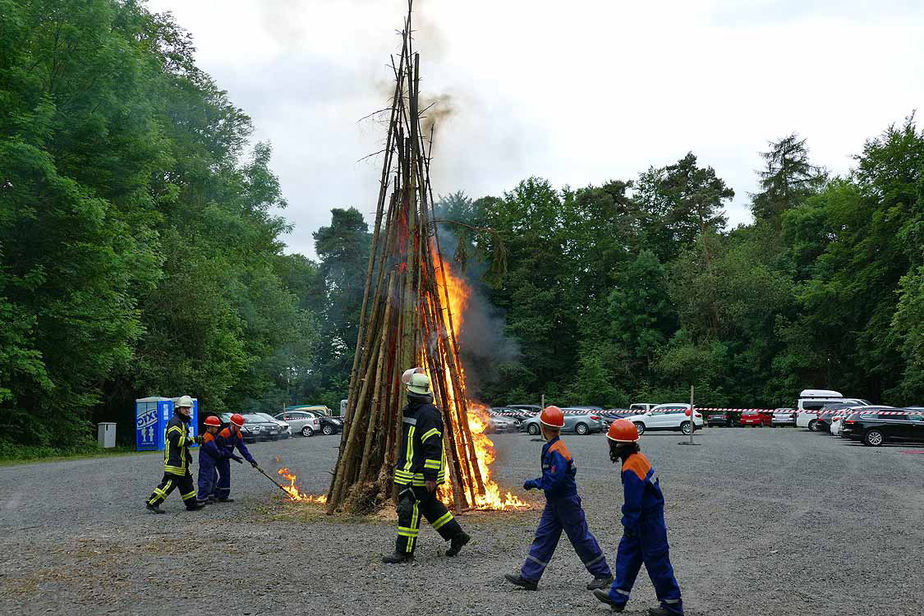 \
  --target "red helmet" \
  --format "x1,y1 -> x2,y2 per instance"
230,413 -> 245,428
539,406 -> 565,428
204,415 -> 221,427
607,419 -> 639,443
